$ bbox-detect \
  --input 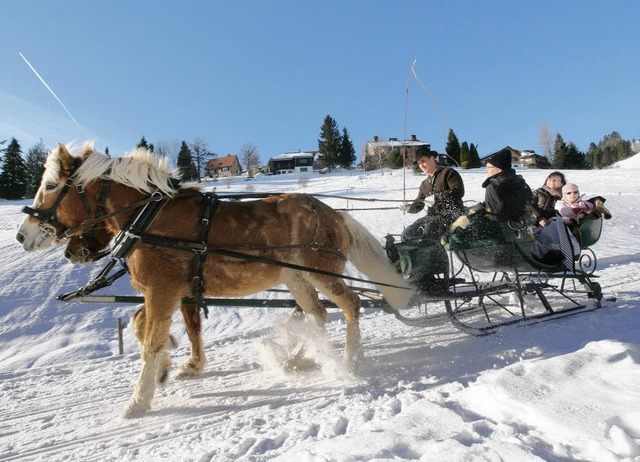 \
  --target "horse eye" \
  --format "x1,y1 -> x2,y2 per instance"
45,183 -> 58,191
